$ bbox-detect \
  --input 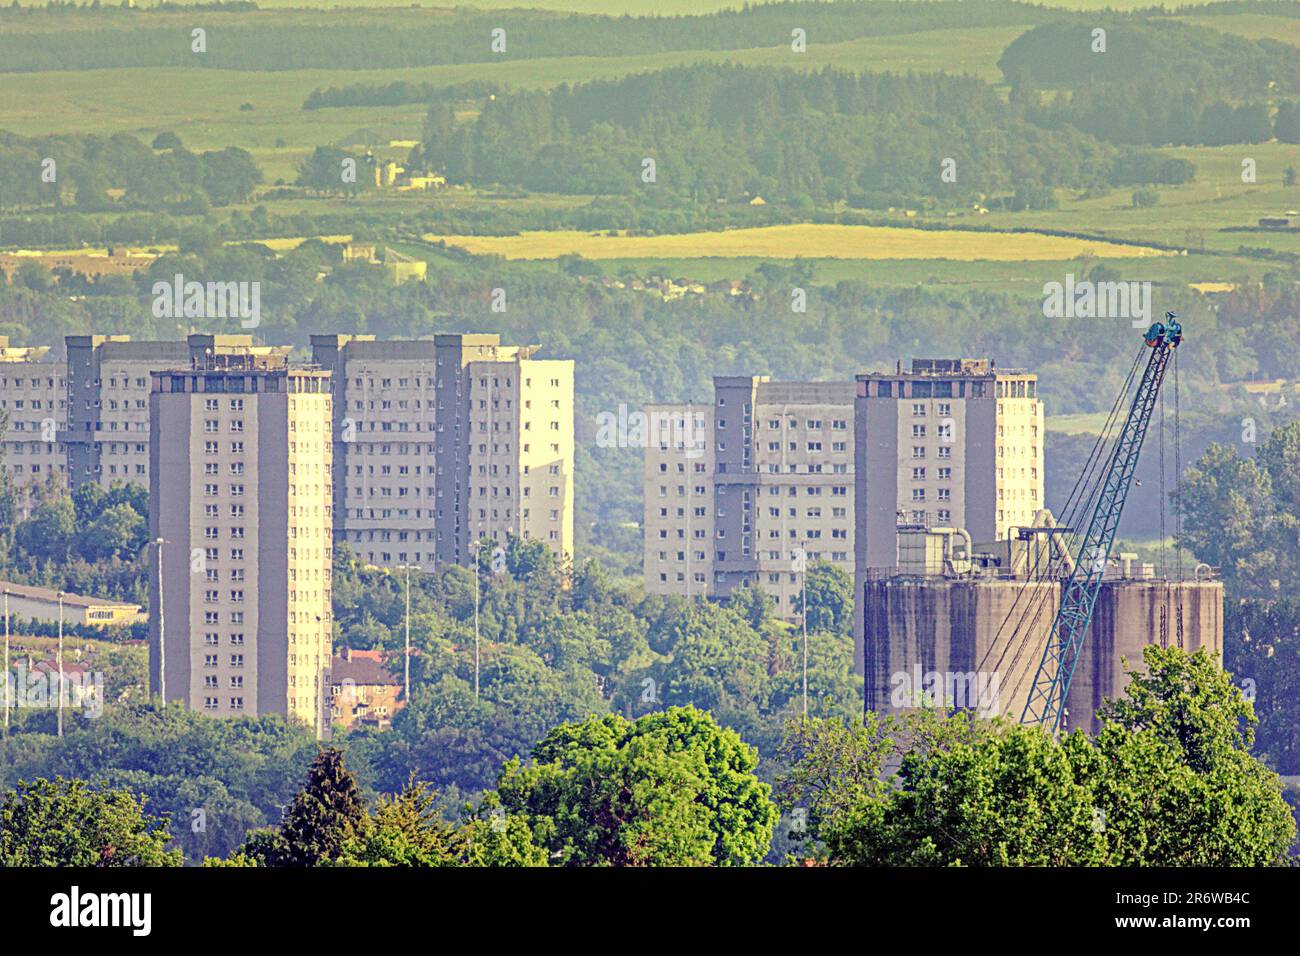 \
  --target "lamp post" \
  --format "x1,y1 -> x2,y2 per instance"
792,547 -> 809,721
57,590 -> 64,738
397,564 -> 413,705
801,561 -> 808,721
470,540 -> 481,700
3,588 -> 9,738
